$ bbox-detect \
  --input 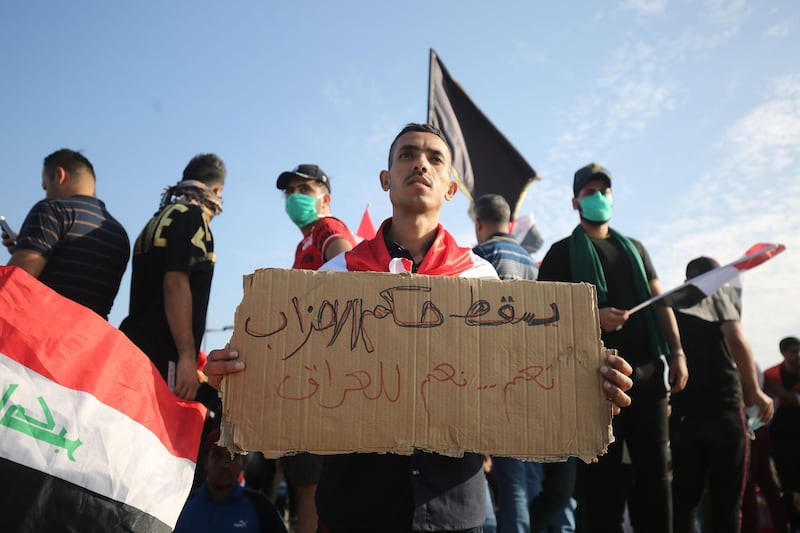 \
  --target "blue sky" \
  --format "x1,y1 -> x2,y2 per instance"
2,1 -> 798,370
